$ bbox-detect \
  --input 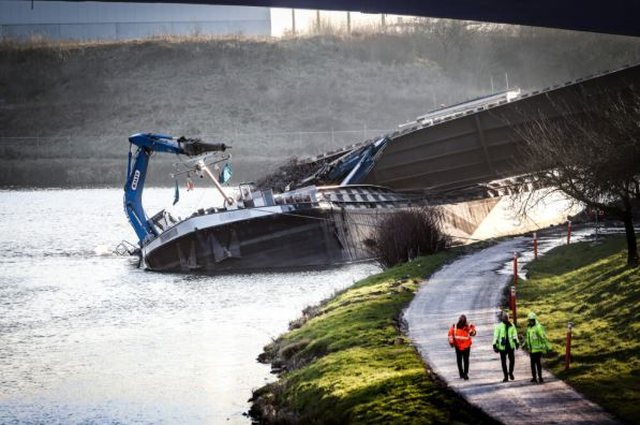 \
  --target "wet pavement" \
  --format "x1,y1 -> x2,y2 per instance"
405,233 -> 620,424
